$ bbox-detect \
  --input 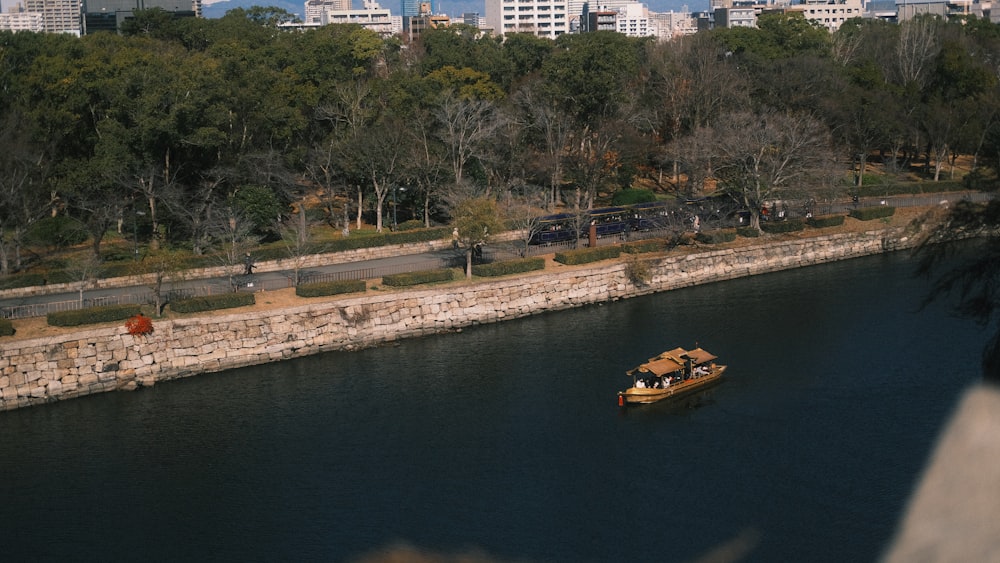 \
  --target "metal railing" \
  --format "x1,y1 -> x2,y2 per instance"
1,292 -> 154,321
